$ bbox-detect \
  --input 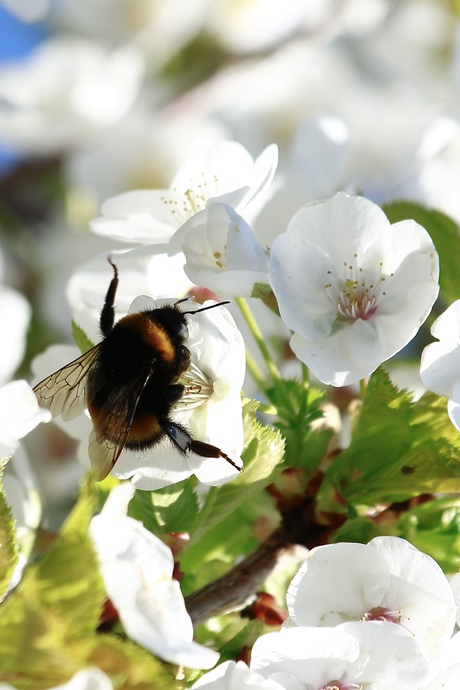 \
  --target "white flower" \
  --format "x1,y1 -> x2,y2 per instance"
285,537 -> 456,669
268,192 -> 439,386
114,296 -> 245,489
0,285 -> 31,386
89,483 -> 219,669
420,300 -> 460,431
0,38 -> 144,154
176,203 -> 268,297
250,622 -> 431,690
0,380 -> 51,459
0,248 -> 31,385
440,631 -> 460,690
192,660 -> 284,689
90,141 -> 278,248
